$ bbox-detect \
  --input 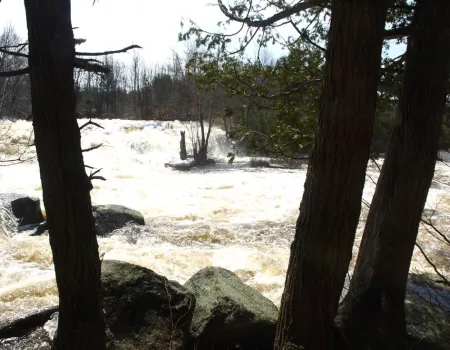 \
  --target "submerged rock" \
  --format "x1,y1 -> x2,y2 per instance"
102,260 -> 196,350
184,266 -> 278,350
164,160 -> 194,171
93,204 -> 145,237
